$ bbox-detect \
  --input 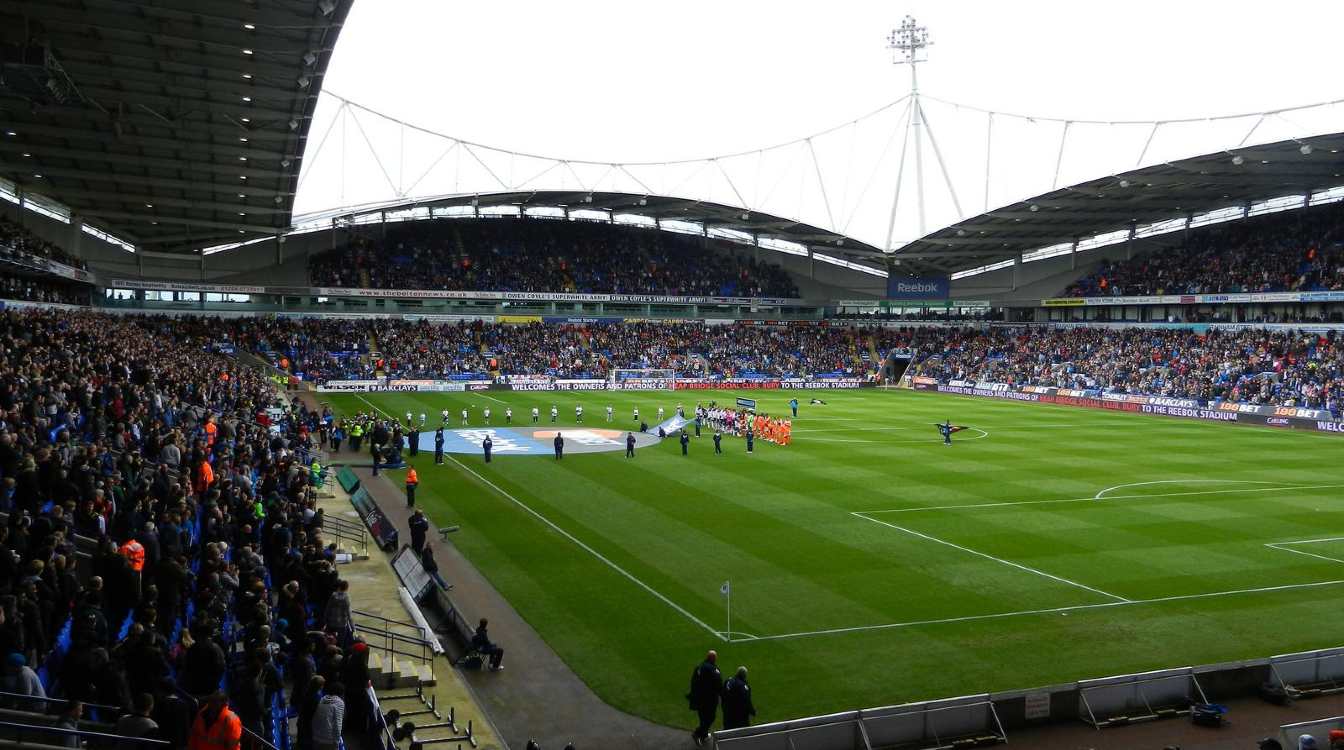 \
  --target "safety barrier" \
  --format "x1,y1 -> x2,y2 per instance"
714,694 -> 1005,749
1078,667 -> 1207,727
1271,647 -> 1344,697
